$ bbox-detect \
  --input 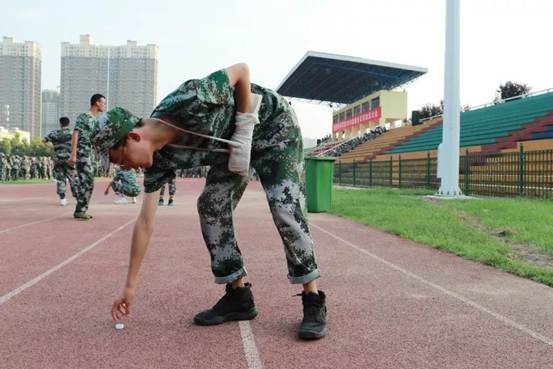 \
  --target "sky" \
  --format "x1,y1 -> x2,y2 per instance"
2,0 -> 553,140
